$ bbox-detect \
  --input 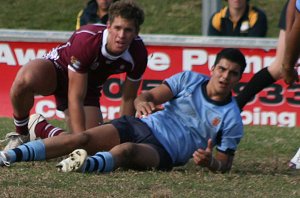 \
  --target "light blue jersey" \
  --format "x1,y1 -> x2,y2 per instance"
297,0 -> 300,12
141,71 -> 243,166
